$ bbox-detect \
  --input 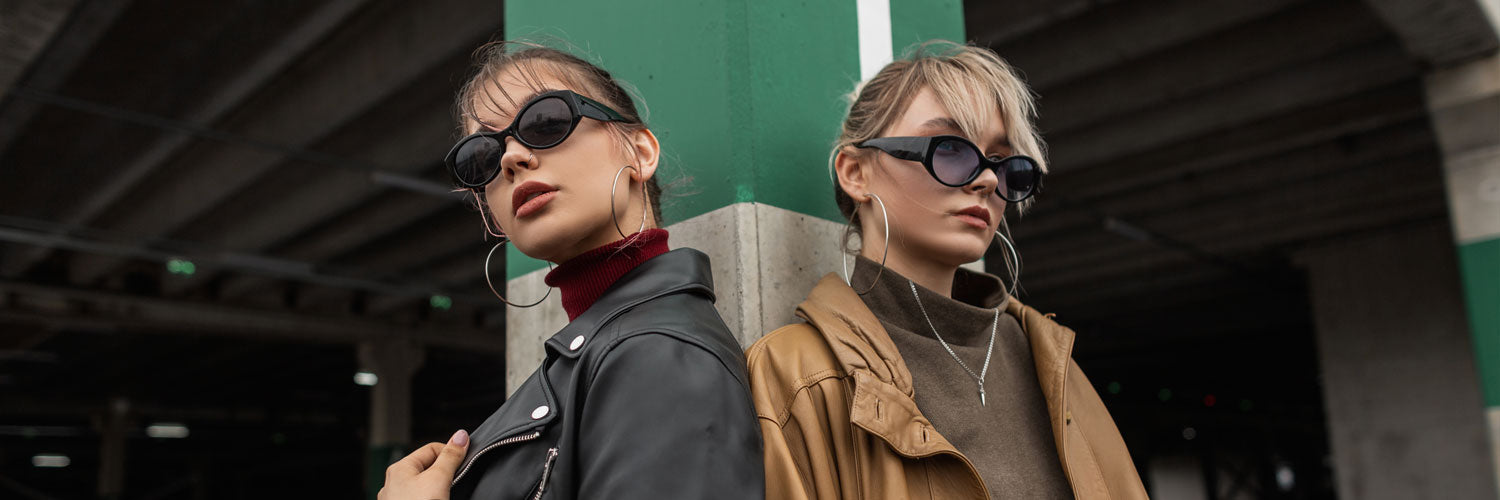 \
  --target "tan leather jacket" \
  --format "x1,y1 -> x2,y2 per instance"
746,274 -> 1148,499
